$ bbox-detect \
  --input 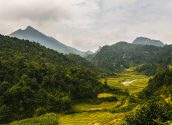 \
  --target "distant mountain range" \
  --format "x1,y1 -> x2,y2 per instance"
132,37 -> 165,47
10,26 -> 167,57
10,26 -> 93,57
